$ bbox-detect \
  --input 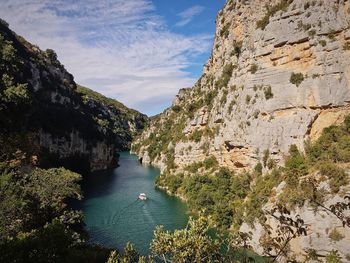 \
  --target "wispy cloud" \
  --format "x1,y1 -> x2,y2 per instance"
175,5 -> 205,27
0,0 -> 212,115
